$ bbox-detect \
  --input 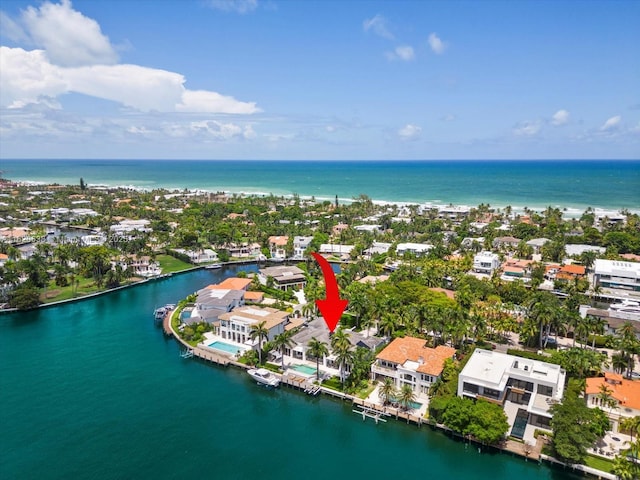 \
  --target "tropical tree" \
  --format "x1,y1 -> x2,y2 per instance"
273,330 -> 294,371
307,337 -> 328,382
612,454 -> 634,480
331,328 -> 354,388
249,320 -> 269,365
378,377 -> 397,406
398,384 -> 417,411
618,322 -> 640,378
